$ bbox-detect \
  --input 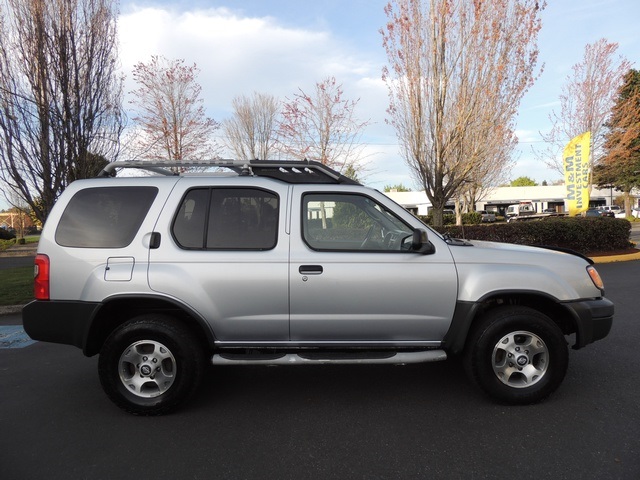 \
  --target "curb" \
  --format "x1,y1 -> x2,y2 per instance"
0,305 -> 22,316
589,251 -> 640,264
